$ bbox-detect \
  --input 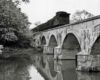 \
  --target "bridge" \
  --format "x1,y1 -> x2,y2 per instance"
32,12 -> 100,71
